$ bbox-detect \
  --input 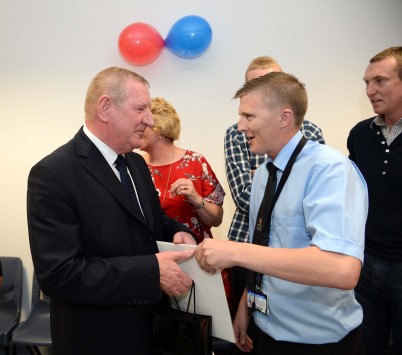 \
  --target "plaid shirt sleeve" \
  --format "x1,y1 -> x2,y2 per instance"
225,124 -> 266,242
224,124 -> 253,214
301,120 -> 325,144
